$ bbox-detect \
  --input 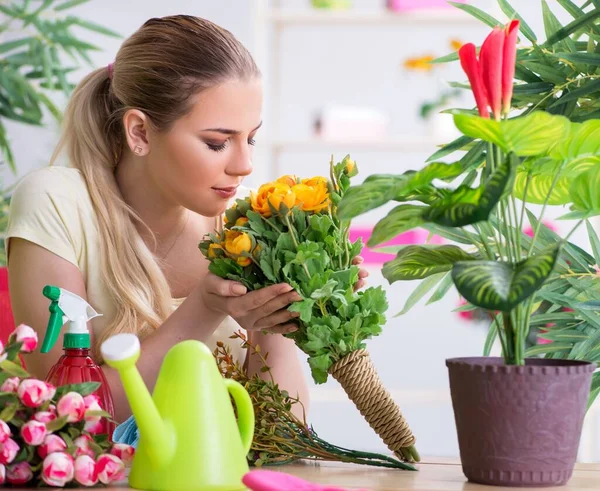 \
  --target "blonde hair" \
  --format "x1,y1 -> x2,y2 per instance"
50,15 -> 260,358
